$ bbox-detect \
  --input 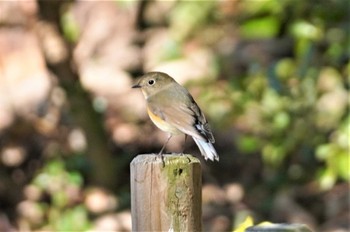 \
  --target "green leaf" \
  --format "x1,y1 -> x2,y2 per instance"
273,111 -> 290,130
262,144 -> 286,166
237,135 -> 260,153
290,20 -> 323,41
61,5 -> 80,42
240,16 -> 280,39
316,144 -> 333,160
334,151 -> 350,181
233,216 -> 254,232
54,206 -> 91,231
318,168 -> 336,190
170,1 -> 215,41
275,58 -> 296,80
